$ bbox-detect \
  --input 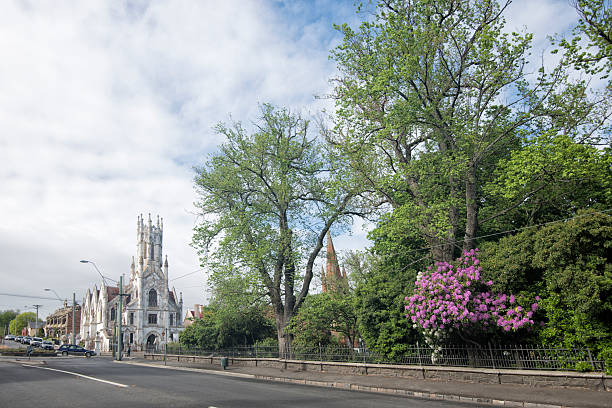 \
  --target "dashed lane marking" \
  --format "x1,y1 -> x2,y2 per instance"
21,364 -> 129,388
